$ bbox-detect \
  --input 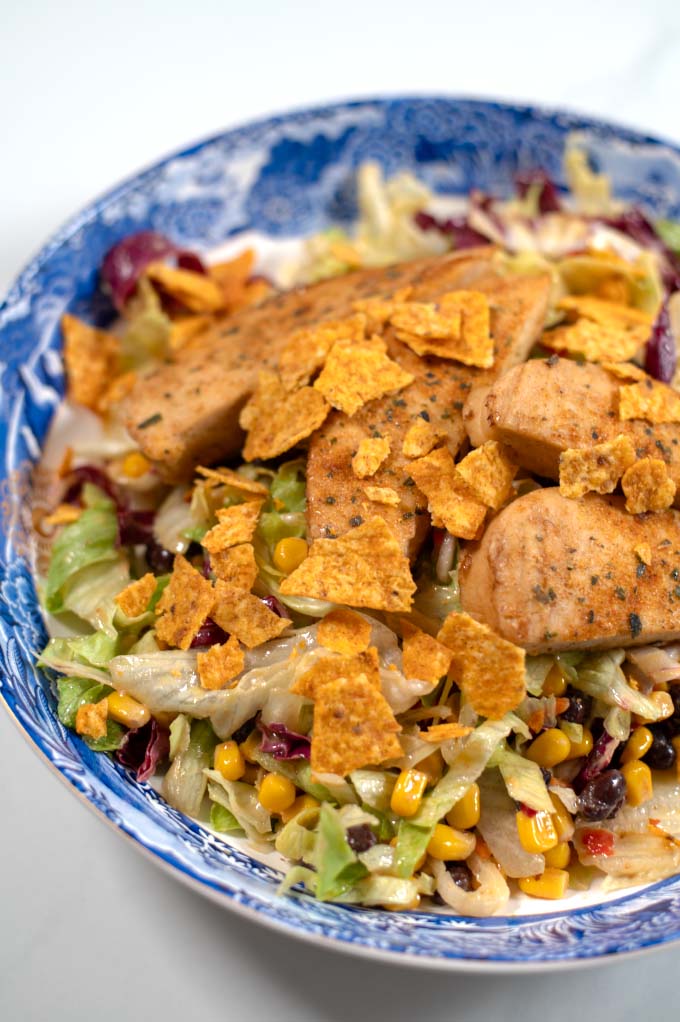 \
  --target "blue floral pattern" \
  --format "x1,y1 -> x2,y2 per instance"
3,97 -> 680,968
